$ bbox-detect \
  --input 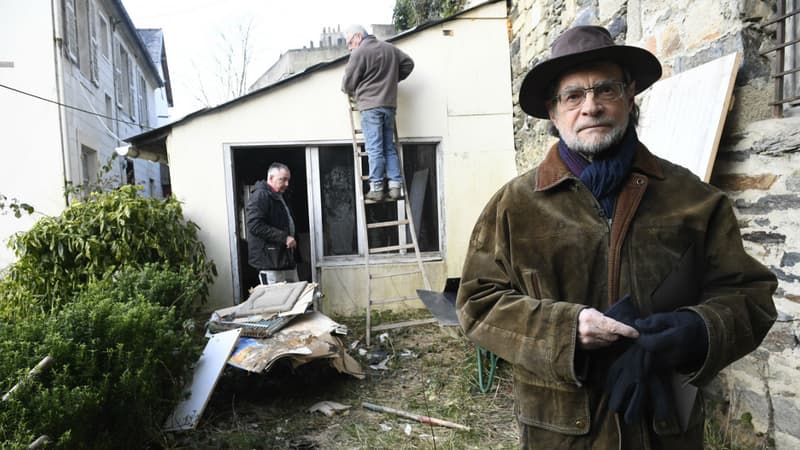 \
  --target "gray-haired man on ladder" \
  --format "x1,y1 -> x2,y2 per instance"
342,24 -> 414,202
